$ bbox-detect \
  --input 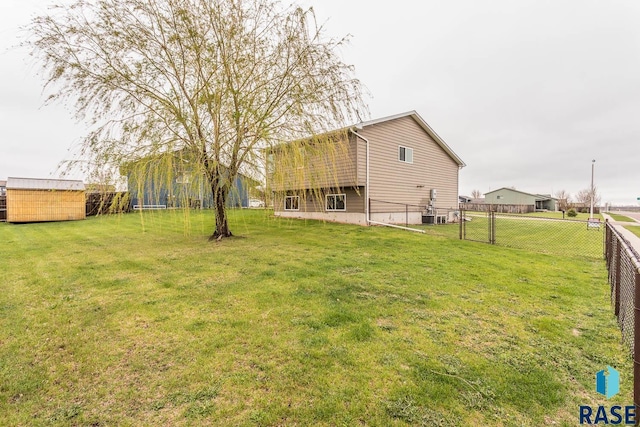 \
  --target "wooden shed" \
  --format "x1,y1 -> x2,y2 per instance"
6,177 -> 86,223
